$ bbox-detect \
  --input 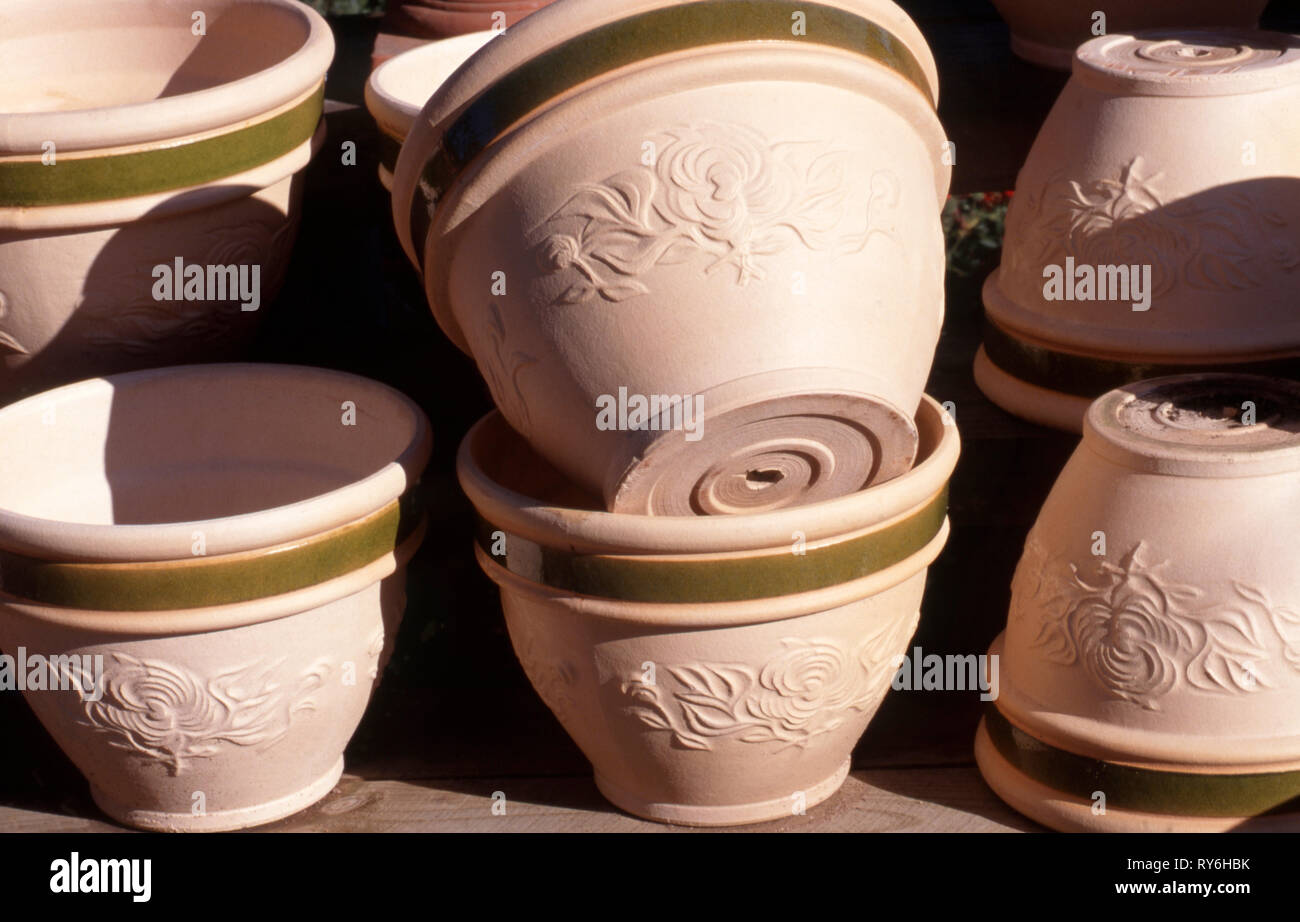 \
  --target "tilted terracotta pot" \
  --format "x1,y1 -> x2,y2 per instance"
365,31 -> 497,191
0,364 -> 431,831
0,0 -> 333,403
990,0 -> 1270,70
395,0 -> 950,515
977,374 -> 1300,832
459,395 -> 958,825
381,0 -> 551,42
976,29 -> 1300,432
